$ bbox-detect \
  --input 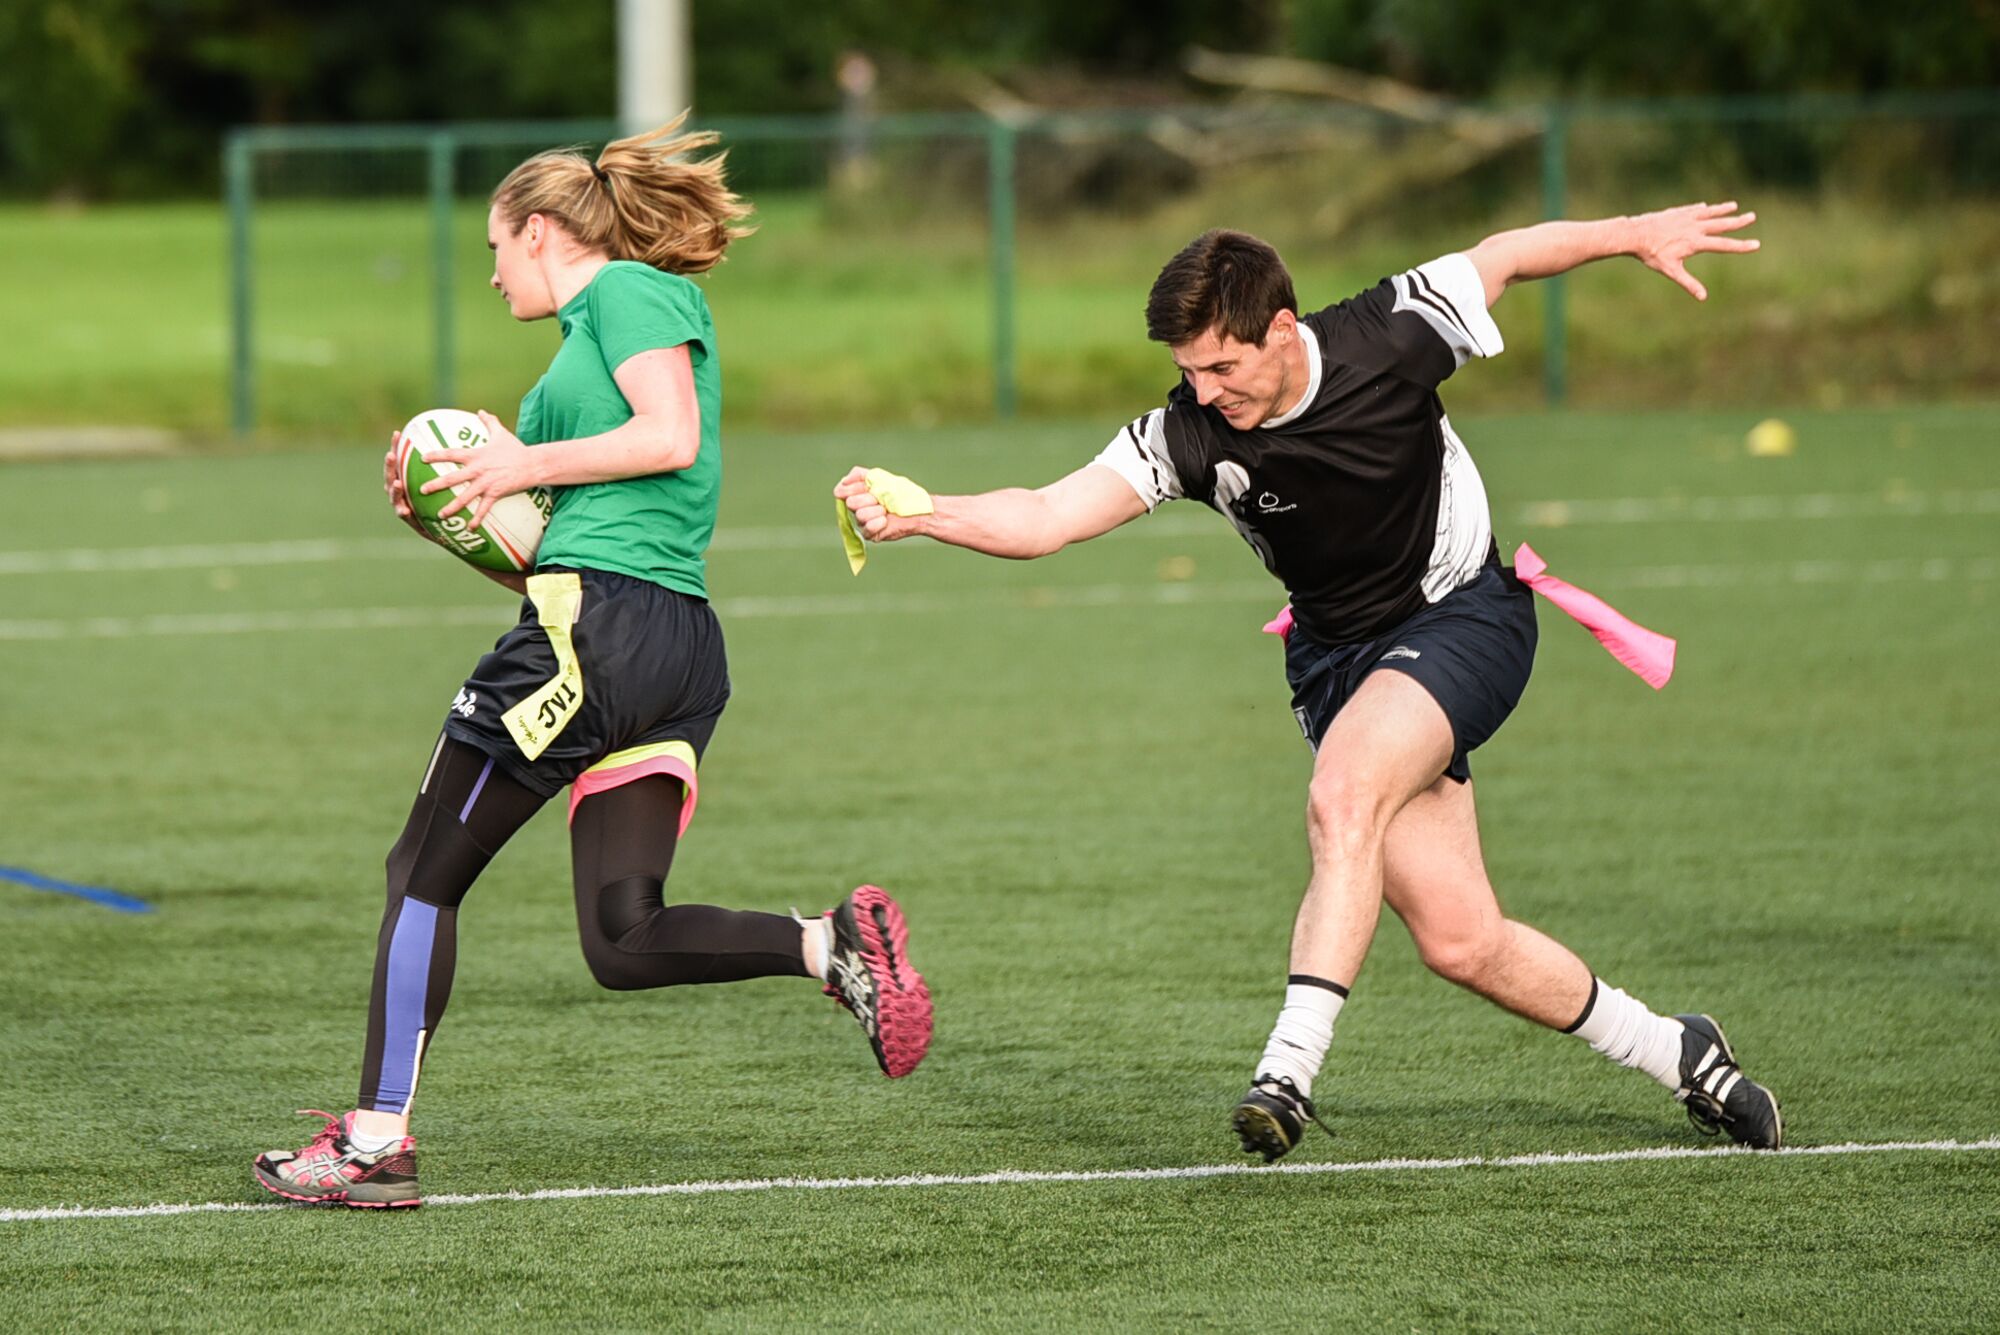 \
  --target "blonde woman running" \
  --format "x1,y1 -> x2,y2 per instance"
255,121 -> 931,1208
